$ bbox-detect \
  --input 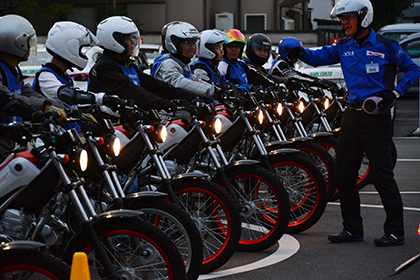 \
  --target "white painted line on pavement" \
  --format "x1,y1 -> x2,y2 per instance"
328,202 -> 420,212
359,191 -> 420,195
198,234 -> 300,279
397,159 -> 420,162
